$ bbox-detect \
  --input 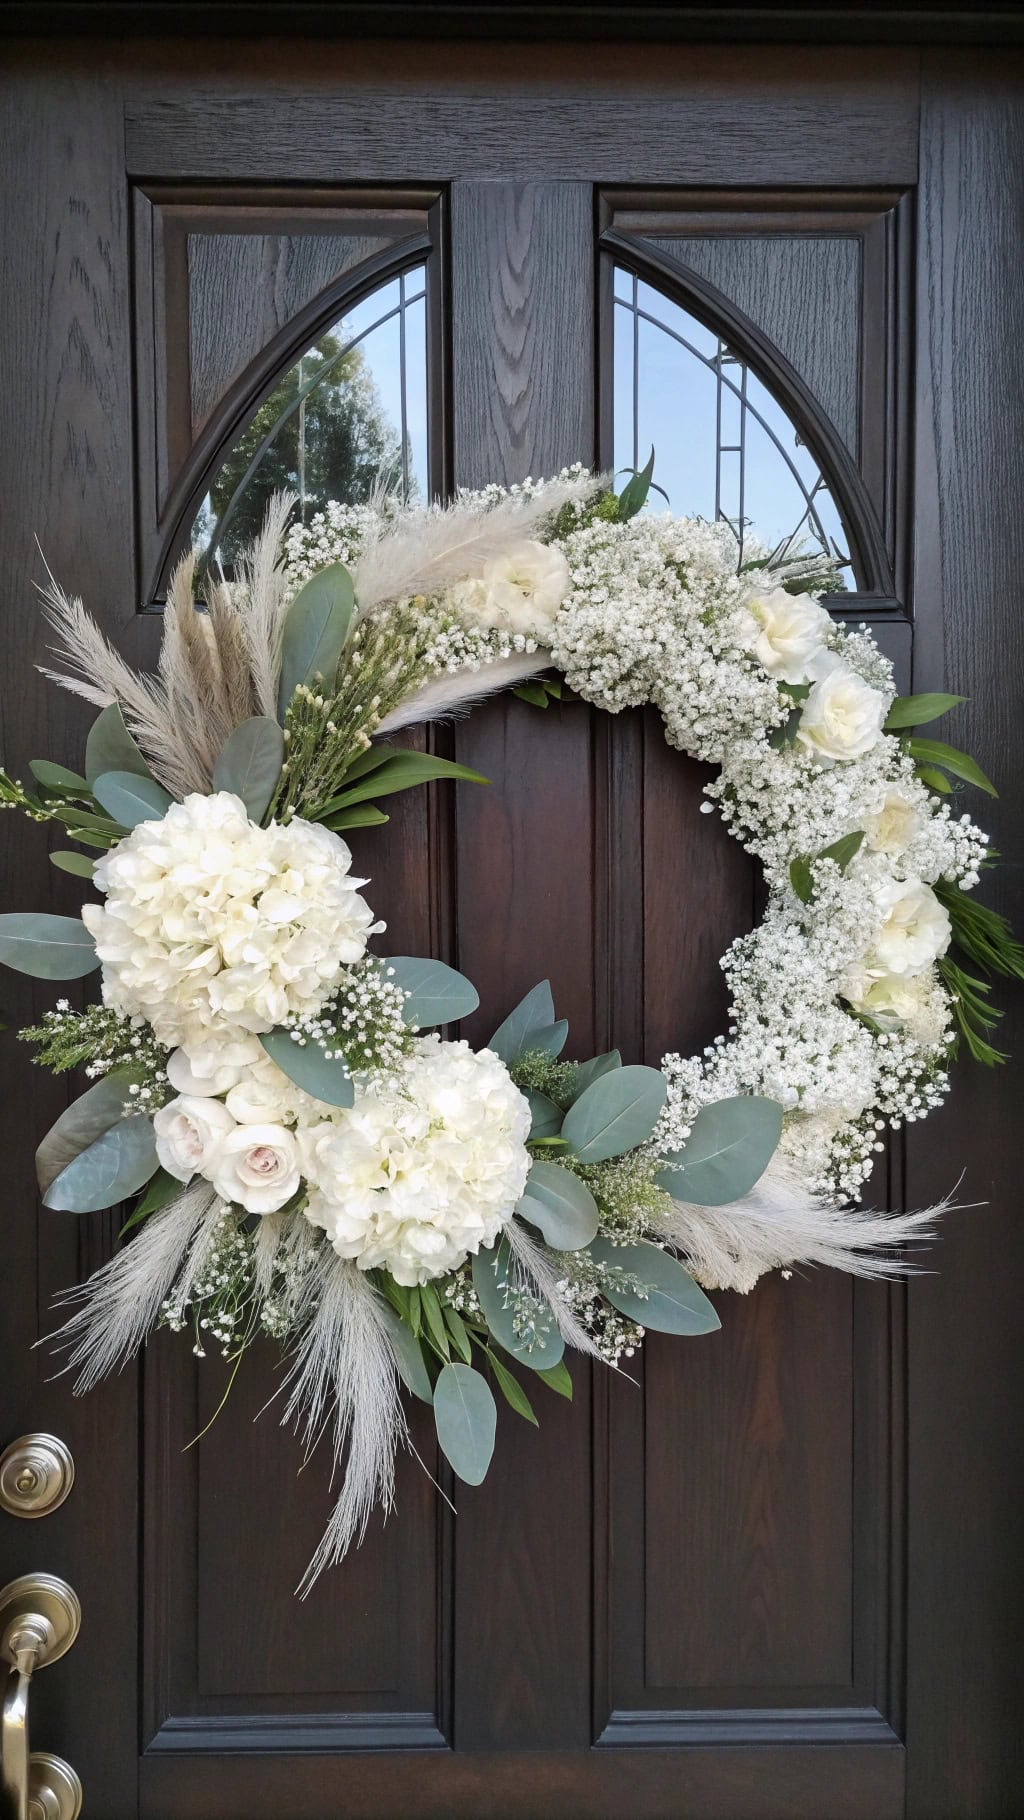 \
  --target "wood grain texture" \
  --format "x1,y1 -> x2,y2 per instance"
645,235 -> 861,452
0,68 -> 140,1820
123,42 -> 919,185
188,230 -> 390,429
905,49 -> 1024,1820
